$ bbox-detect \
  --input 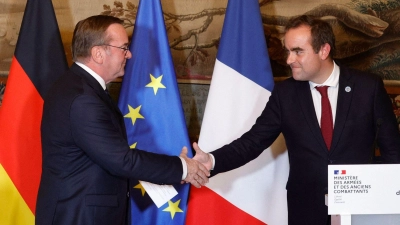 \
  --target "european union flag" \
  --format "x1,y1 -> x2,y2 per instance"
117,0 -> 191,224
